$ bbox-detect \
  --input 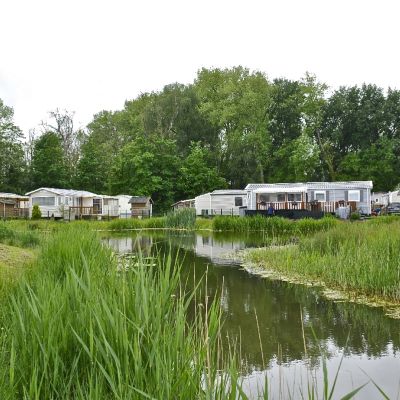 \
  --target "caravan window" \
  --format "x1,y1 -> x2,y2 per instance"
348,190 -> 360,202
235,197 -> 243,207
315,191 -> 326,202
32,197 -> 55,206
288,193 -> 301,202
